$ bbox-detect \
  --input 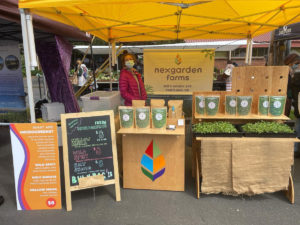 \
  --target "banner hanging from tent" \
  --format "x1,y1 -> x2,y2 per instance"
144,49 -> 214,95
